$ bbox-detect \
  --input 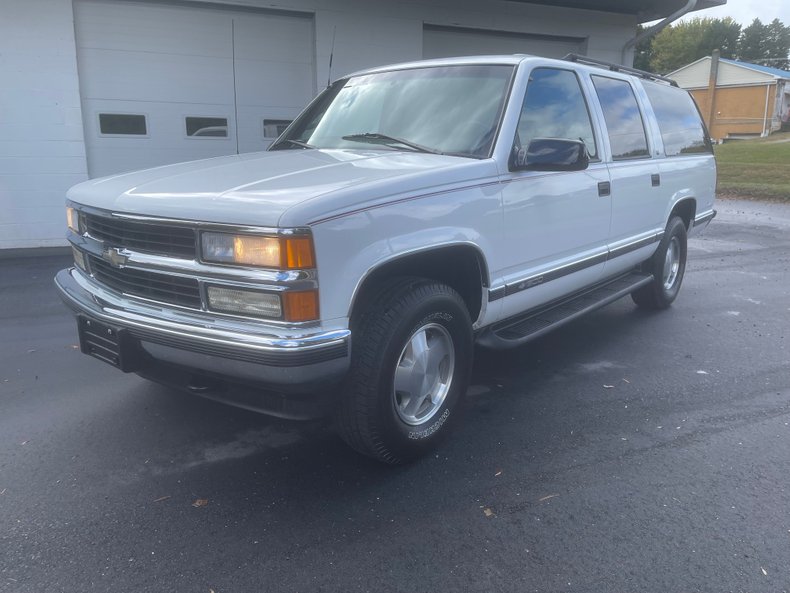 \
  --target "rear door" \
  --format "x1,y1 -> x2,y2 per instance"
589,74 -> 664,275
